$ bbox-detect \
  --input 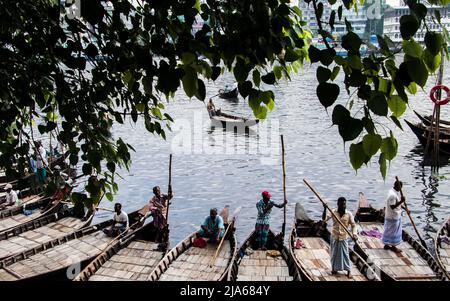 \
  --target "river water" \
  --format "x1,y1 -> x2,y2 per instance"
89,62 -> 450,248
